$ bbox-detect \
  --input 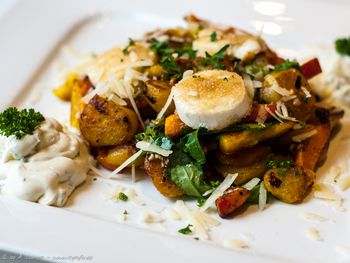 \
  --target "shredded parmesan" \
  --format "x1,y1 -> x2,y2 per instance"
136,141 -> 172,157
156,89 -> 174,121
292,129 -> 317,143
183,70 -> 194,78
140,210 -> 163,223
127,188 -> 145,206
164,208 -> 181,221
200,173 -> 238,212
223,239 -> 249,250
123,81 -> 145,129
258,182 -> 267,211
264,104 -> 283,123
110,59 -> 153,73
201,173 -> 238,212
301,211 -> 329,222
301,86 -> 312,98
242,177 -> 260,190
275,101 -> 298,122
243,74 -> 255,99
314,186 -> 342,201
338,175 -> 350,191
131,164 -> 136,183
110,150 -> 143,176
307,227 -> 323,241
265,75 -> 292,96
